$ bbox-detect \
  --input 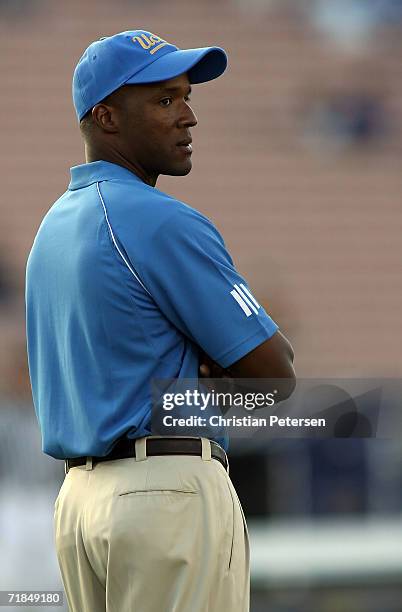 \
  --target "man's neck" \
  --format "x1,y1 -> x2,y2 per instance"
85,143 -> 158,187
